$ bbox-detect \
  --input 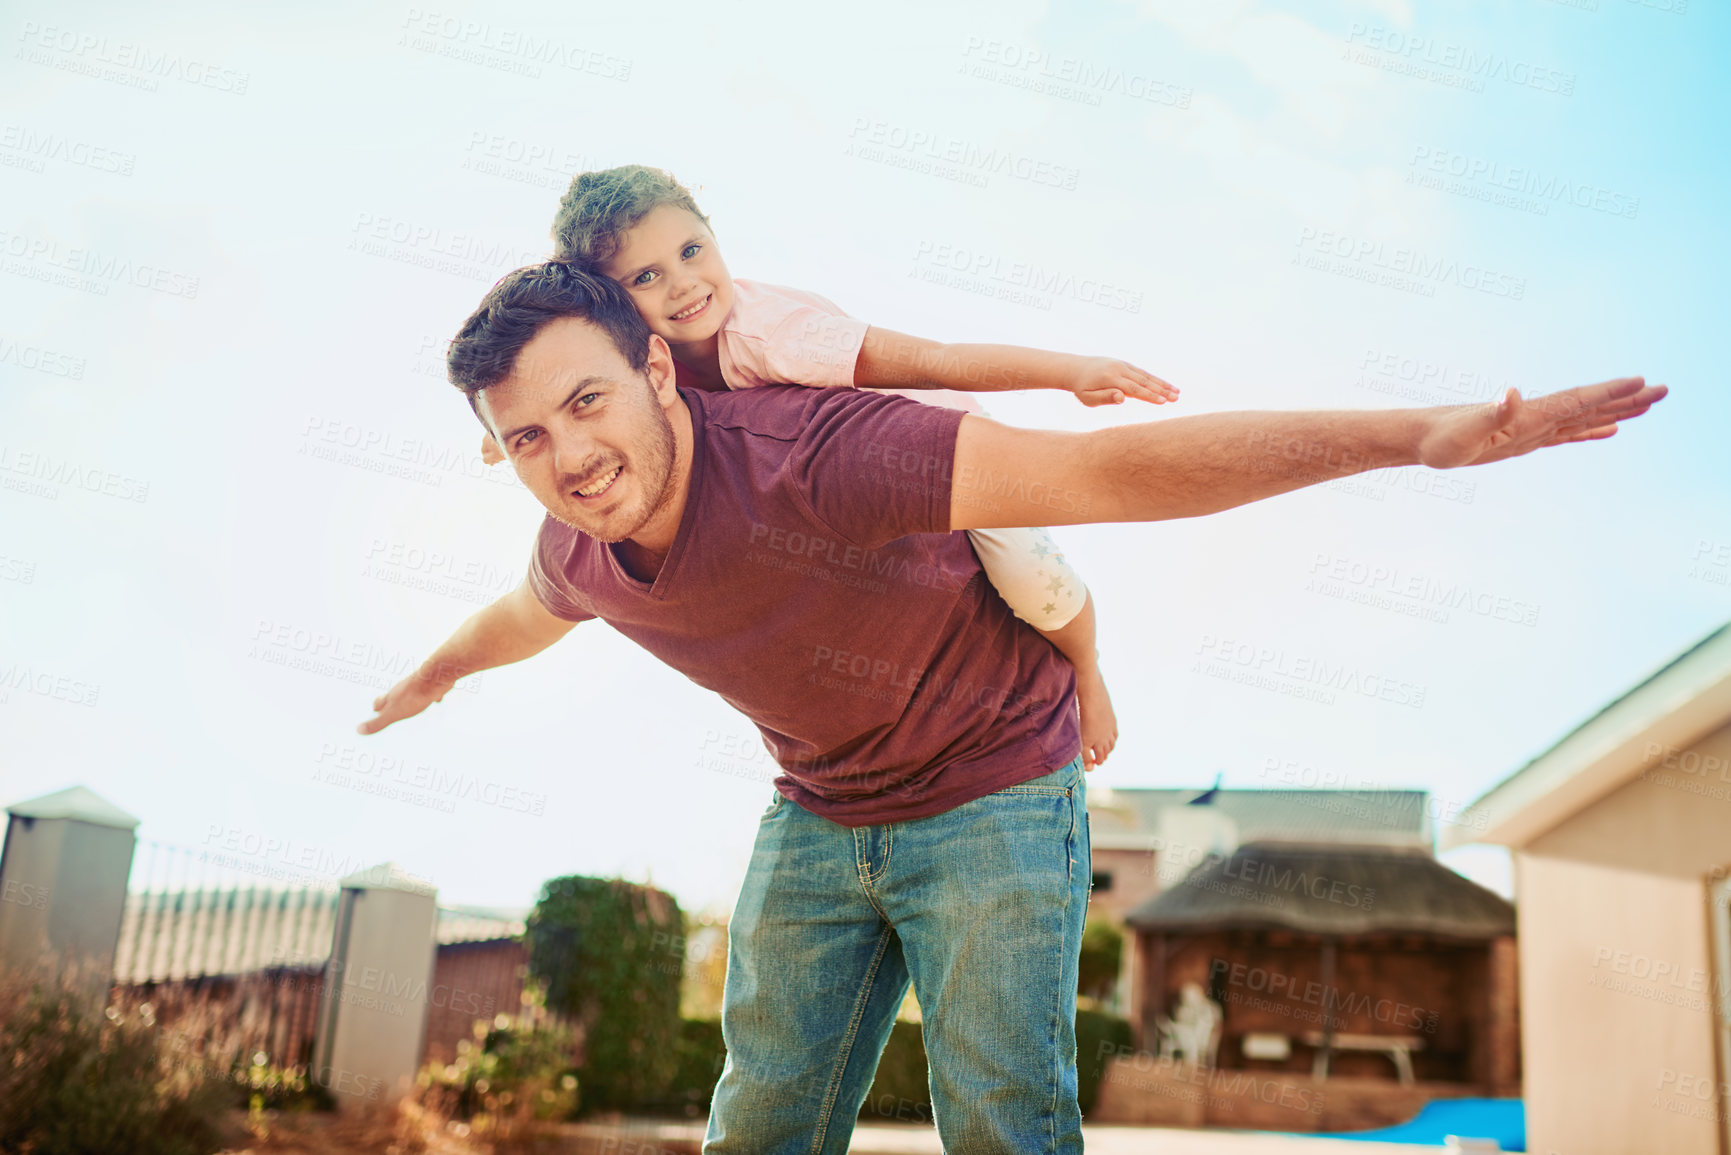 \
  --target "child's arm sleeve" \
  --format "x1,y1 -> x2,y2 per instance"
719,287 -> 868,391
966,527 -> 1087,631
